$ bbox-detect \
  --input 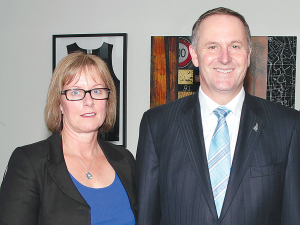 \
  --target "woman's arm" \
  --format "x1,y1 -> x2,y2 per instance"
0,148 -> 40,225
